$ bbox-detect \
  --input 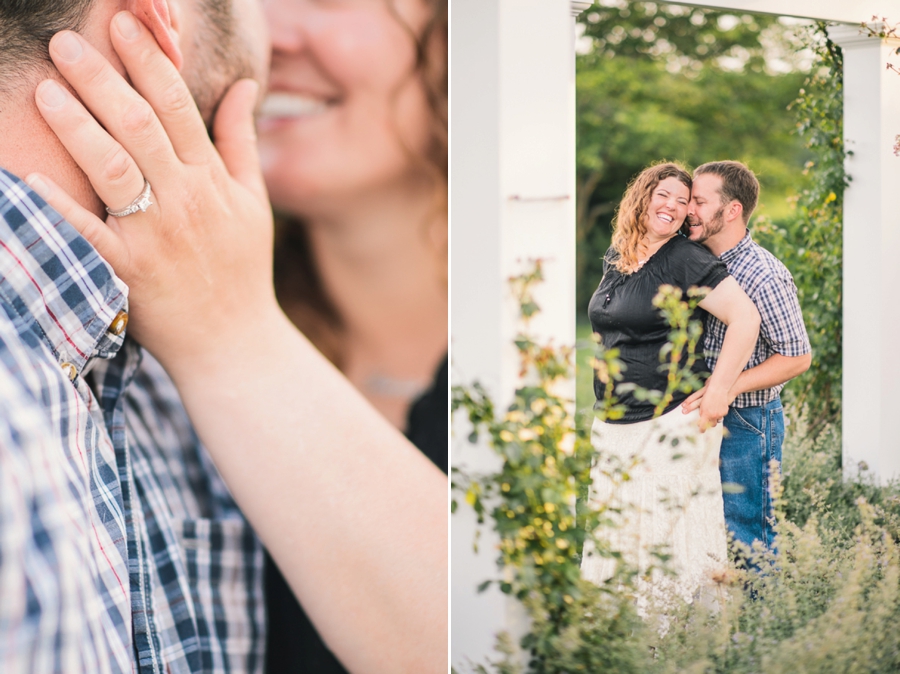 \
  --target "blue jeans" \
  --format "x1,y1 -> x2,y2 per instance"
720,398 -> 785,552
